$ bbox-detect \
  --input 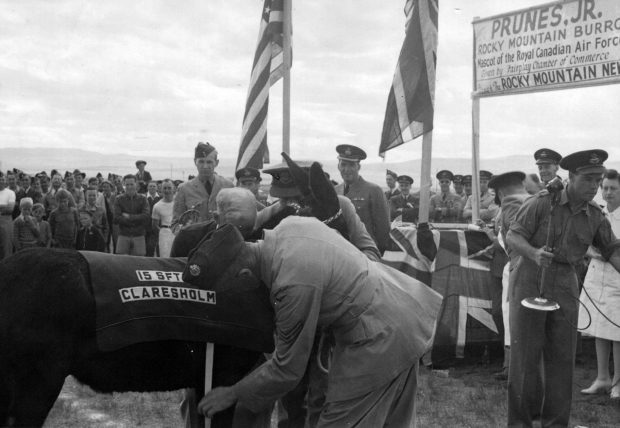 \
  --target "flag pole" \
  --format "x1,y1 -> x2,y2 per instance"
282,0 -> 292,156
471,17 -> 481,223
471,96 -> 481,222
418,132 -> 432,223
